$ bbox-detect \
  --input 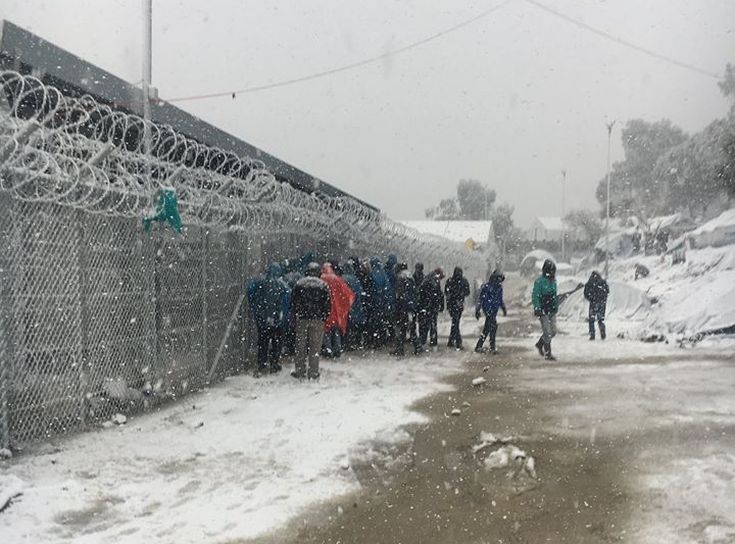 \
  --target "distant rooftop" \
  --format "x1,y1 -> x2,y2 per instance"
0,19 -> 377,210
534,217 -> 565,231
400,220 -> 493,244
